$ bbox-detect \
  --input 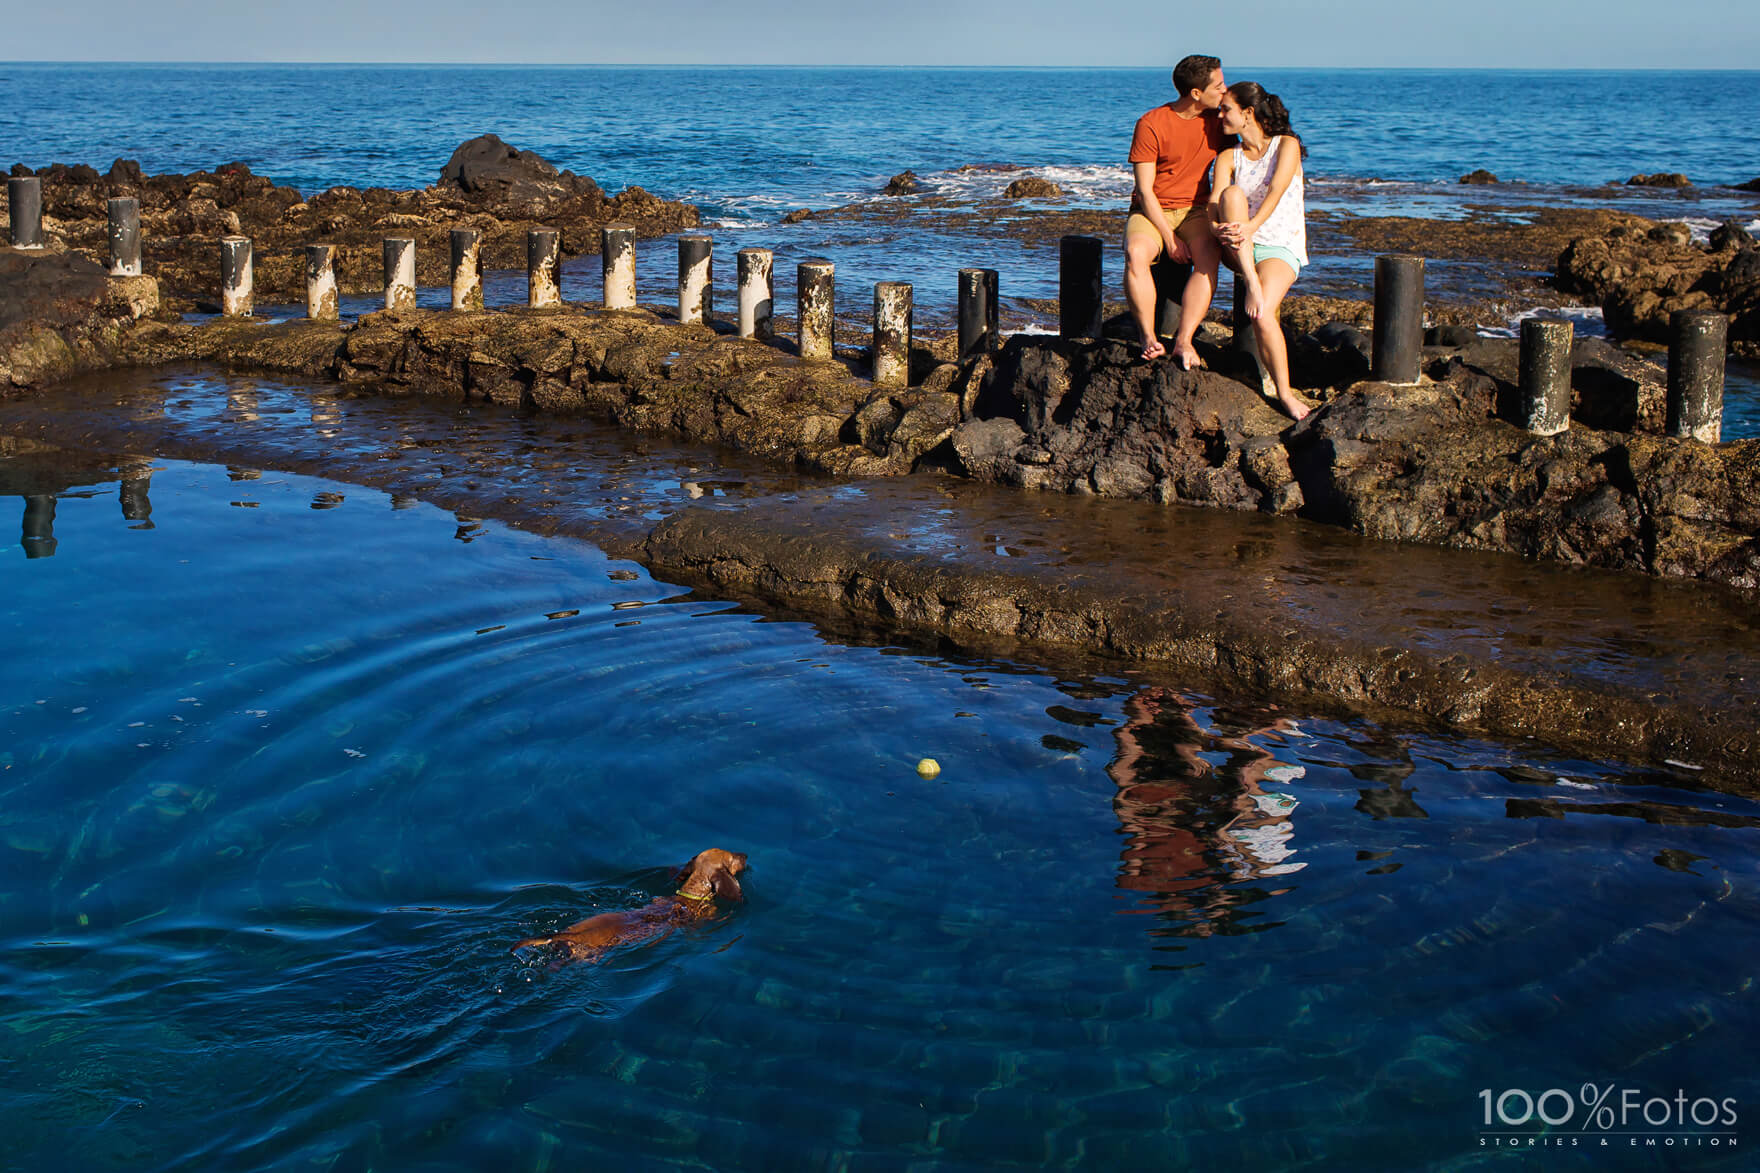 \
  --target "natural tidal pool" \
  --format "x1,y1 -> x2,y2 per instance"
2,455 -> 1757,1171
